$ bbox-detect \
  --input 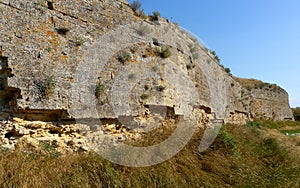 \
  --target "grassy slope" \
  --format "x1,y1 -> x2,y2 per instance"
0,121 -> 300,187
